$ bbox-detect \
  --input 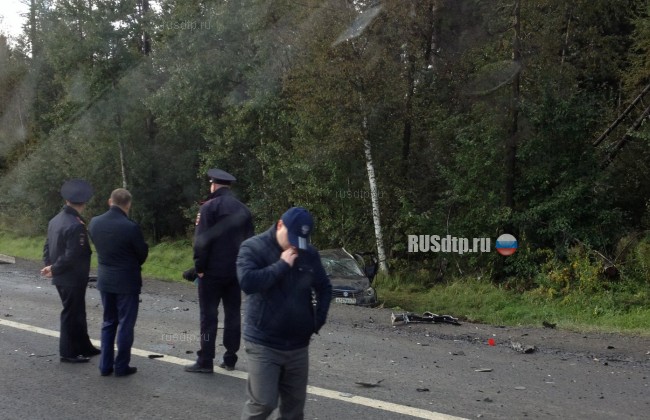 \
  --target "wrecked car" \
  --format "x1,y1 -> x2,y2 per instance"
319,248 -> 378,306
